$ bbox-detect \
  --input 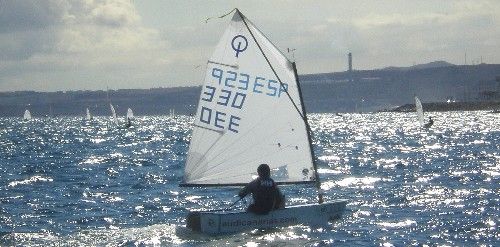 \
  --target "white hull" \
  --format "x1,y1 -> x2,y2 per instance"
187,199 -> 347,234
